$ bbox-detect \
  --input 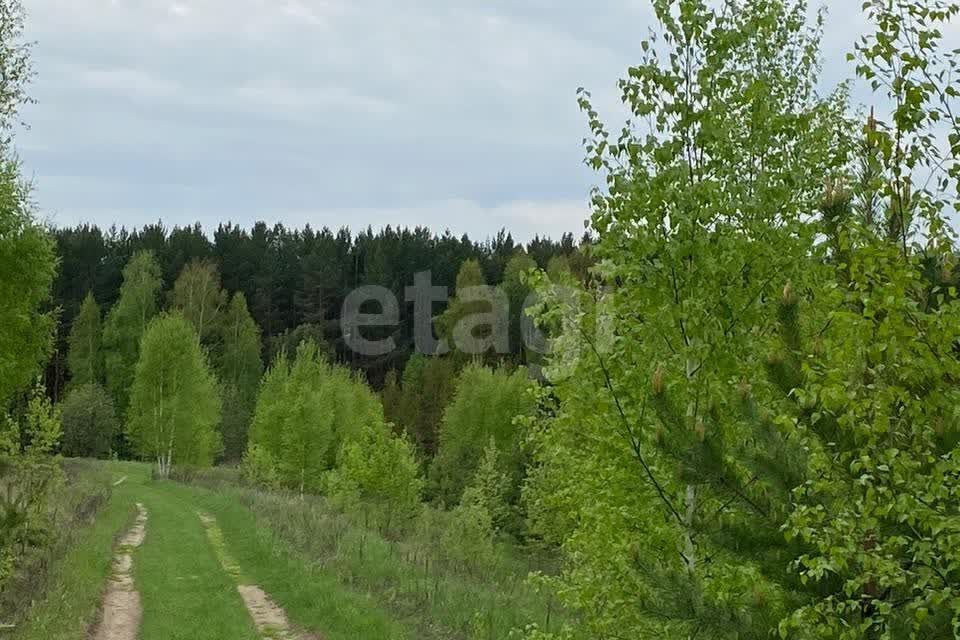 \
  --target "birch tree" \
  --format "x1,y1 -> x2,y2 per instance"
127,313 -> 221,476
